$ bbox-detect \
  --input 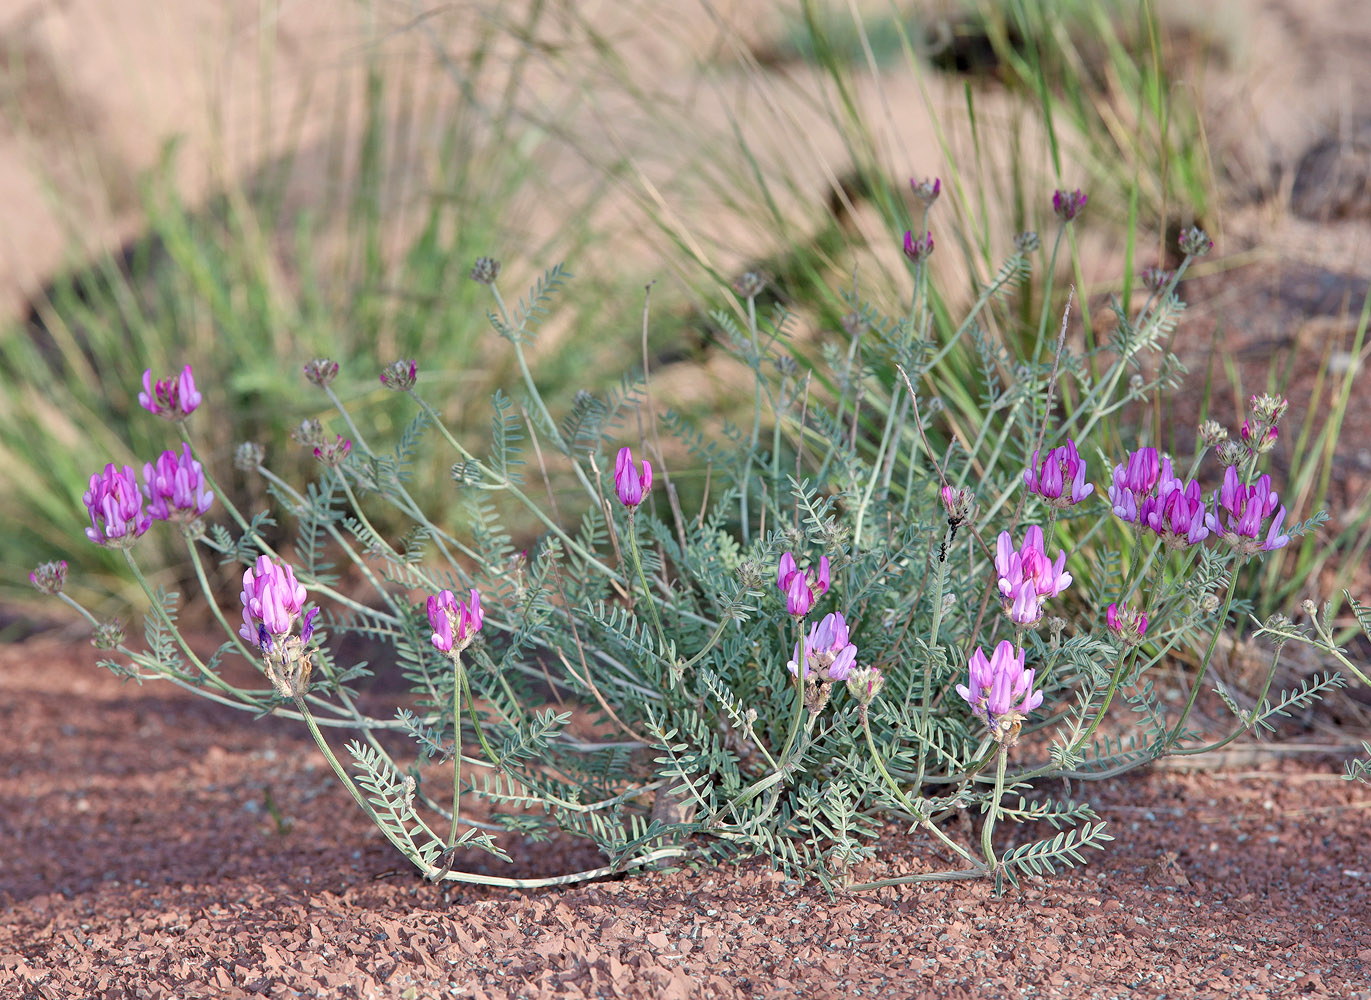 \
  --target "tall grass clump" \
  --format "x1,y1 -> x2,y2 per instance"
34,184 -> 1356,891
0,7 -> 639,616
